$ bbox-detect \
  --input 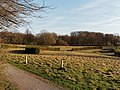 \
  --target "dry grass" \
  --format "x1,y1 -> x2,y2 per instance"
0,61 -> 5,90
5,49 -> 120,89
0,49 -> 17,90
1,45 -> 120,89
